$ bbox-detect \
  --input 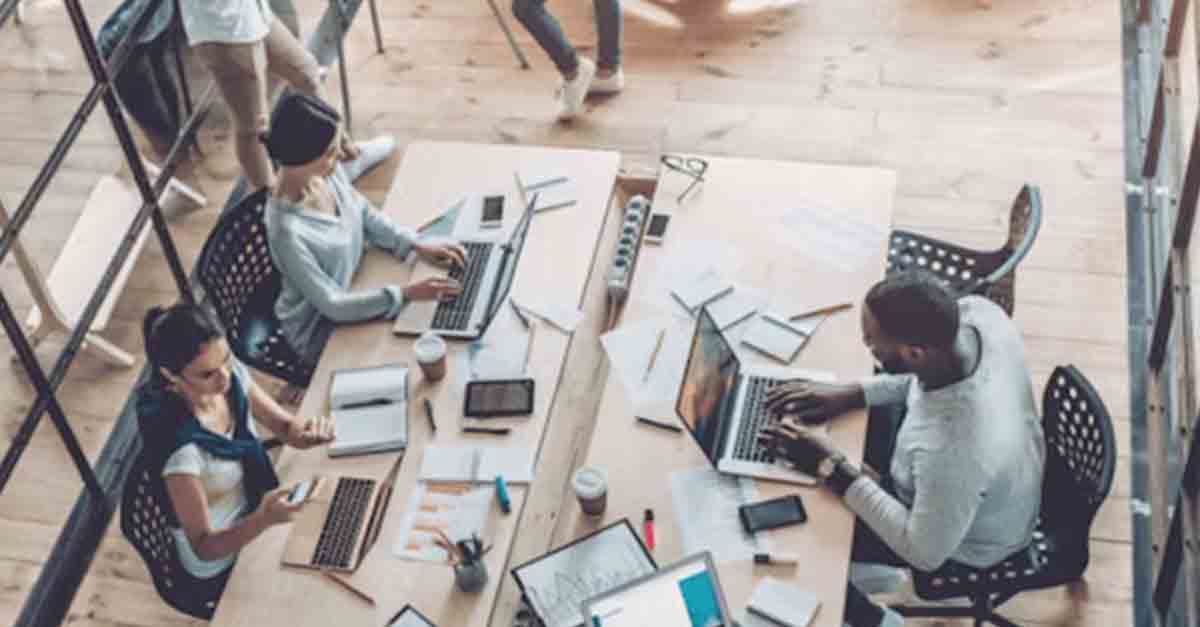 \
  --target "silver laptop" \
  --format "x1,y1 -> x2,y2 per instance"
676,306 -> 832,485
393,194 -> 535,339
582,551 -> 733,627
